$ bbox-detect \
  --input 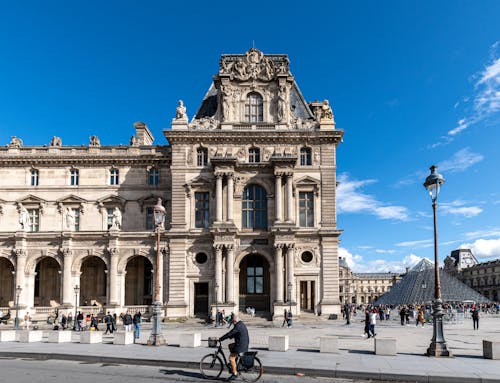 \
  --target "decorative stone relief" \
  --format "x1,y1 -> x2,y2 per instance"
263,147 -> 274,161
236,147 -> 246,162
186,148 -> 193,165
314,148 -> 321,164
190,117 -> 218,130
